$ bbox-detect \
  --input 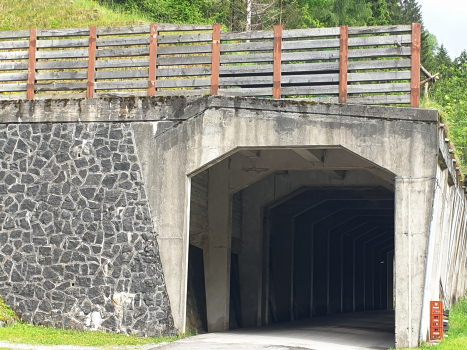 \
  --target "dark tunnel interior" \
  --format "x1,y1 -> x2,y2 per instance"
187,168 -> 395,333
266,186 -> 394,325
